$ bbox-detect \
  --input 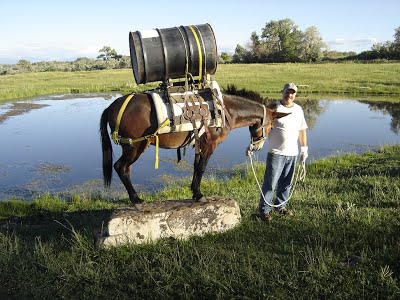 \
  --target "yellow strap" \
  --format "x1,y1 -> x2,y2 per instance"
155,135 -> 160,169
112,93 -> 135,143
189,25 -> 203,89
112,94 -> 170,166
129,118 -> 170,143
130,118 -> 171,169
